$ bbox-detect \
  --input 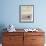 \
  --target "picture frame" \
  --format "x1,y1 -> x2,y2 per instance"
19,5 -> 34,23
